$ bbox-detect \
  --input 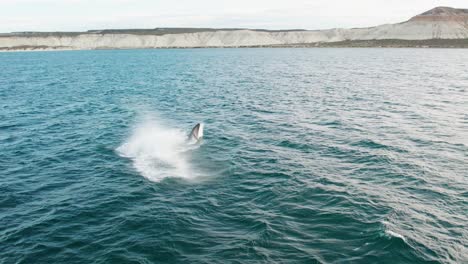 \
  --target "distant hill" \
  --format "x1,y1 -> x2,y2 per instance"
1,6 -> 467,51
413,6 -> 468,20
